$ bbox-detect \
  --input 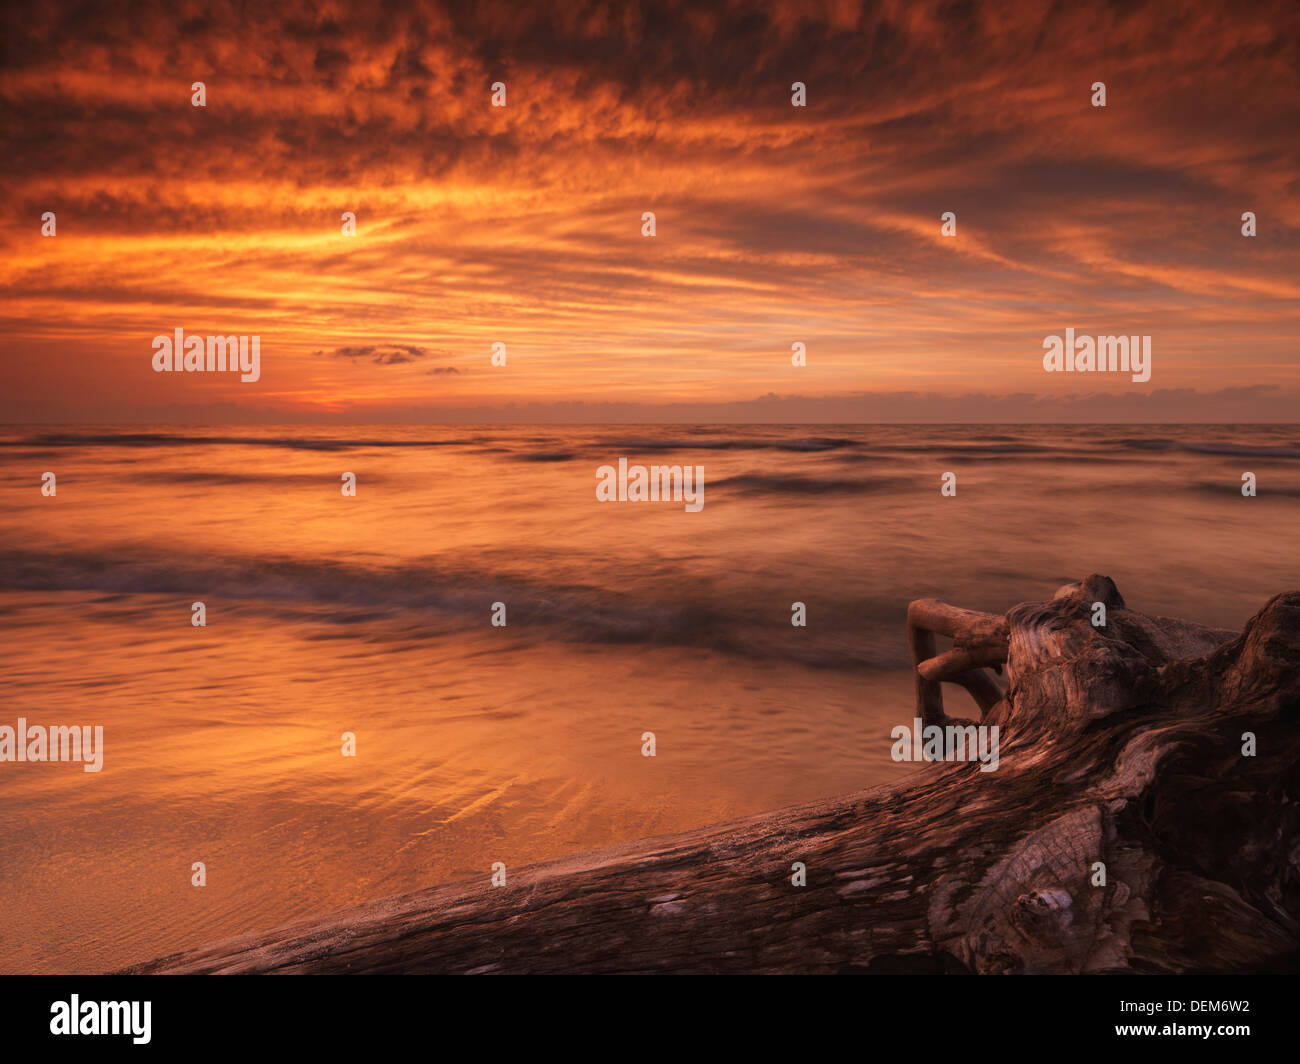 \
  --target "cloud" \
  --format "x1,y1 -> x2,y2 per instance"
313,344 -> 432,365
0,0 -> 1297,420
